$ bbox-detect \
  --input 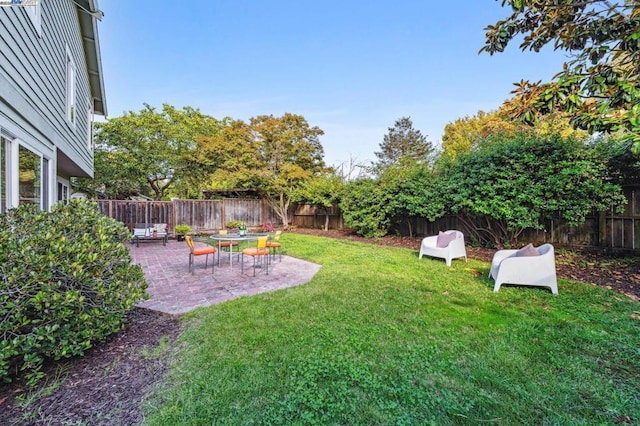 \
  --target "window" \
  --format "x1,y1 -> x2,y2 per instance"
57,180 -> 69,205
18,145 -> 41,209
65,46 -> 76,126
